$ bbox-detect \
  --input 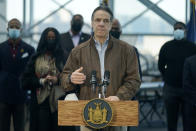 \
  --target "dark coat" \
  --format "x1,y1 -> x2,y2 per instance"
0,40 -> 35,104
158,39 -> 196,87
60,32 -> 90,54
183,55 -> 196,105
